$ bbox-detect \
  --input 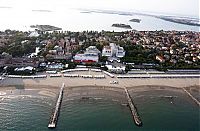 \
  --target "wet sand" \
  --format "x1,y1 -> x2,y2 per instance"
0,83 -> 199,102
0,72 -> 199,103
0,75 -> 199,88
